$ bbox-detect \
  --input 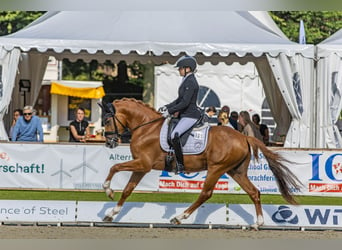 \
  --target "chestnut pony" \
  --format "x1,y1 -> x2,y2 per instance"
99,98 -> 302,229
